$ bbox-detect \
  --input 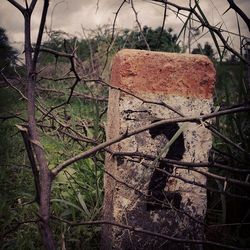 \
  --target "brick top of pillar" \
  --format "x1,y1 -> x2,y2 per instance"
111,49 -> 215,99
